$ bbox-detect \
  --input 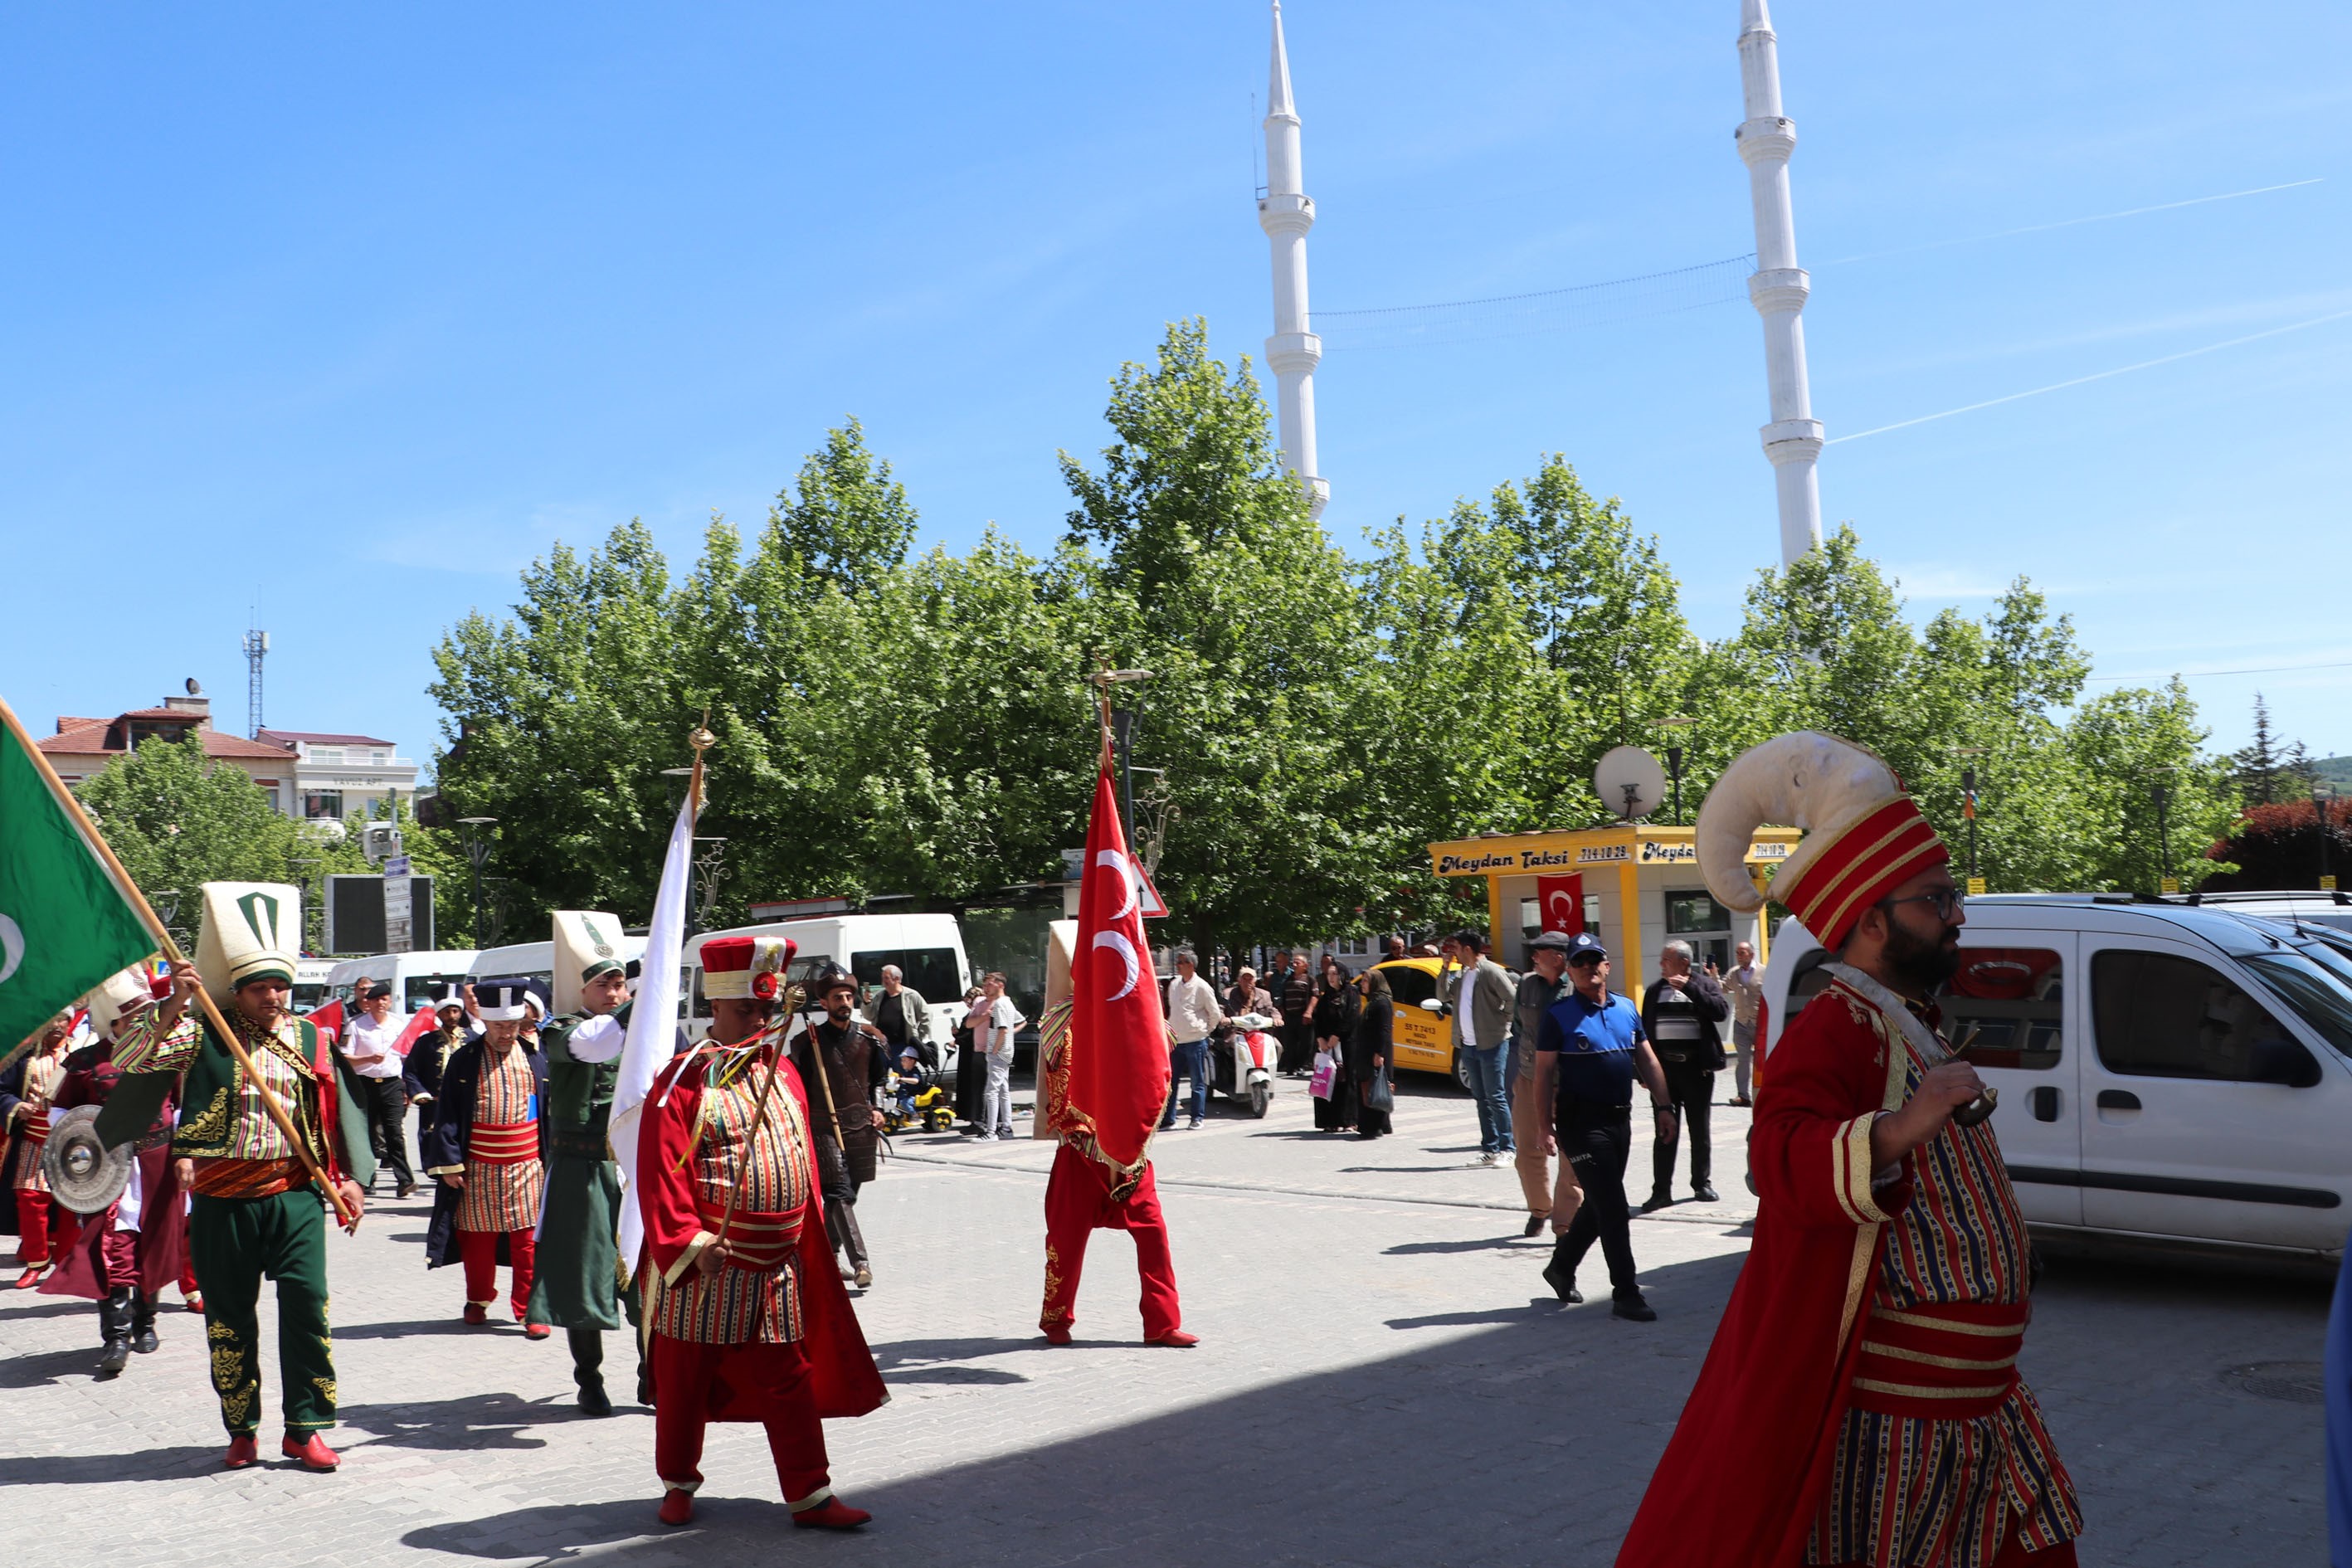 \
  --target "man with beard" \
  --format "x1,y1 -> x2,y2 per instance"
1615,733 -> 2080,1568
638,934 -> 884,1530
790,966 -> 886,1289
423,979 -> 549,1332
115,883 -> 374,1473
